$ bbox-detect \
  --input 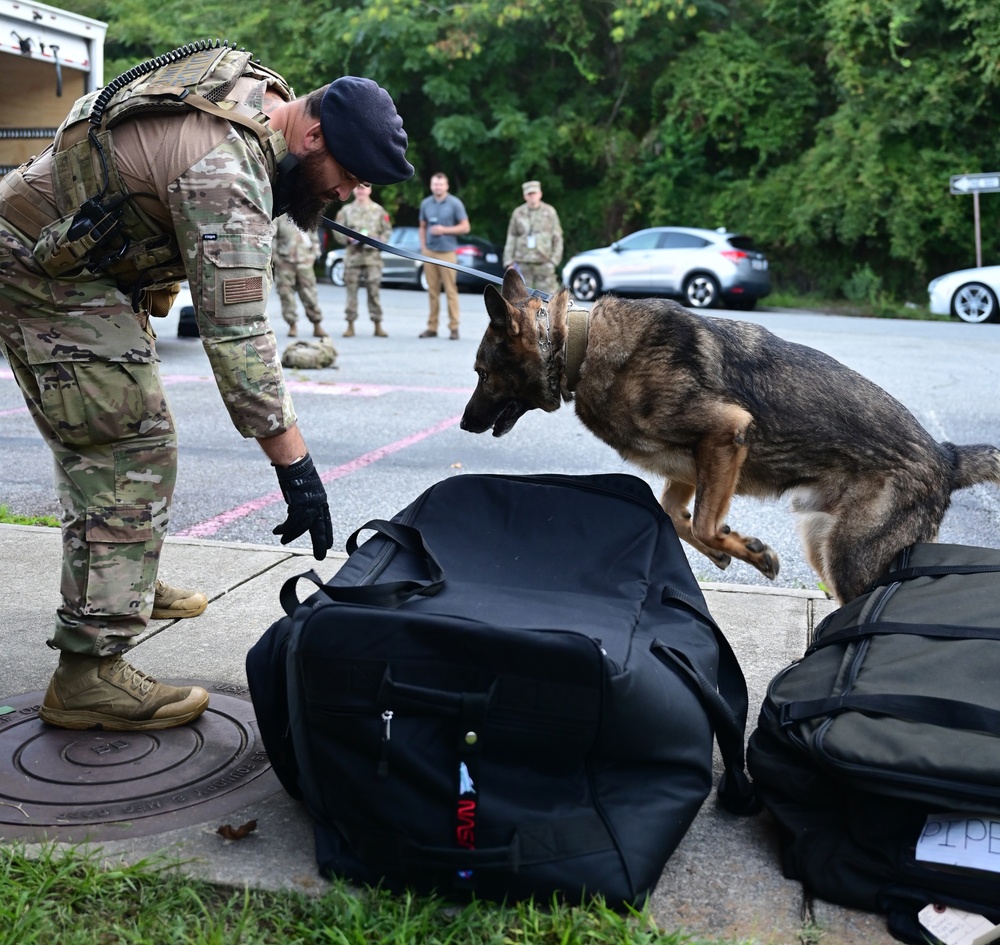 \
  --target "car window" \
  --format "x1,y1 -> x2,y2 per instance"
727,235 -> 760,251
657,232 -> 710,249
617,231 -> 661,250
395,228 -> 420,249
